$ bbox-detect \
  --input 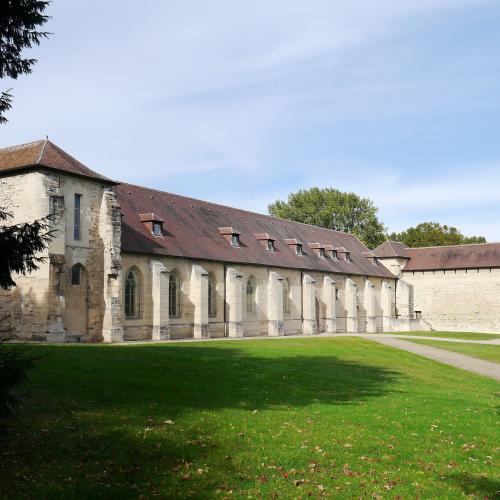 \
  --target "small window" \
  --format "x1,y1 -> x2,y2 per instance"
283,278 -> 291,315
169,272 -> 182,318
296,244 -> 303,255
335,288 -> 339,300
415,311 -> 422,320
332,250 -> 338,260
246,276 -> 257,315
208,274 -> 217,317
152,221 -> 162,236
319,248 -> 325,258
71,264 -> 81,286
231,234 -> 240,247
74,194 -> 82,241
345,252 -> 351,262
267,240 -> 275,251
